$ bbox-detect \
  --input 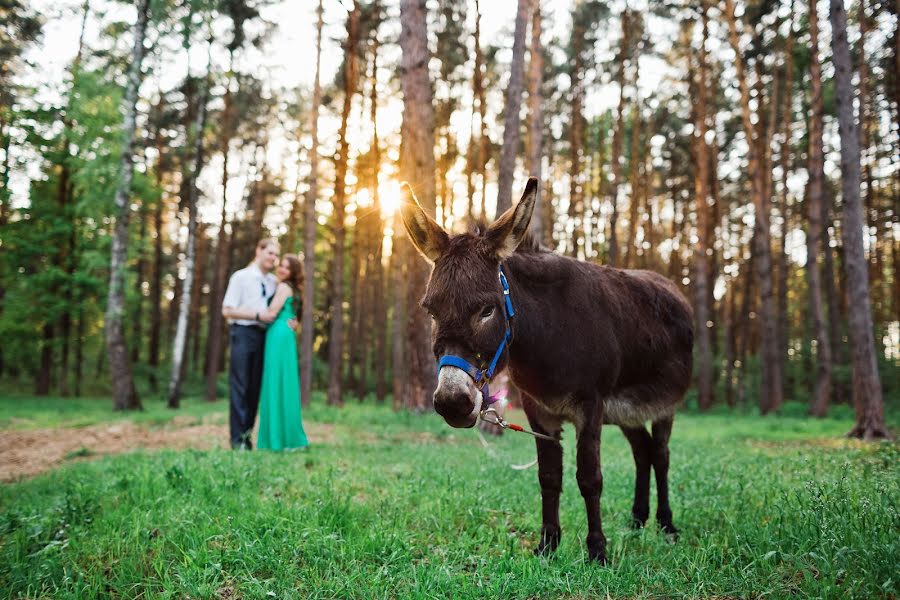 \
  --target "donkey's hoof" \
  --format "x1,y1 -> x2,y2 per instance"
629,512 -> 648,530
533,527 -> 560,556
587,545 -> 608,564
659,521 -> 679,541
586,533 -> 608,564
